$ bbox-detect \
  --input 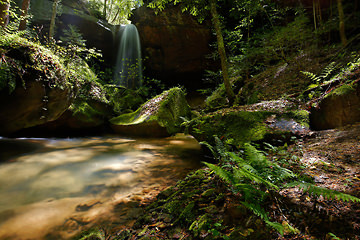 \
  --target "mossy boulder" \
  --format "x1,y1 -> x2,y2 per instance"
0,34 -> 75,135
310,82 -> 360,130
188,100 -> 310,147
110,87 -> 191,137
